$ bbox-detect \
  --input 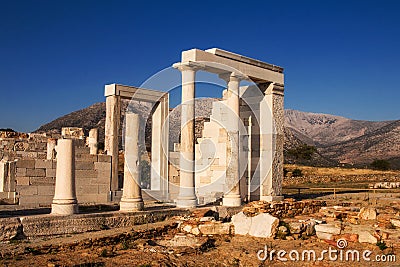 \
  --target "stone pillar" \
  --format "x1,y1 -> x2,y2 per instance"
151,102 -> 162,191
259,83 -> 284,202
47,138 -> 57,160
0,160 -> 7,192
221,73 -> 242,207
105,95 -> 121,192
150,96 -> 170,199
52,139 -> 78,215
120,113 -> 144,211
88,128 -> 99,155
174,63 -> 198,208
